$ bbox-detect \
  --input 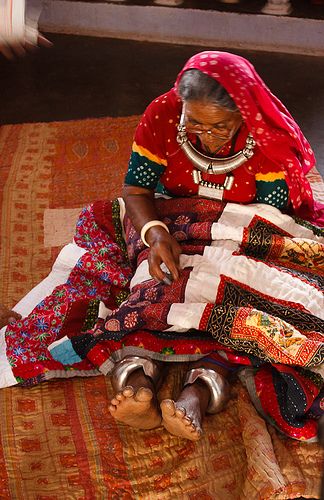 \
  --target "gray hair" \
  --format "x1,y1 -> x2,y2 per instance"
178,69 -> 238,112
